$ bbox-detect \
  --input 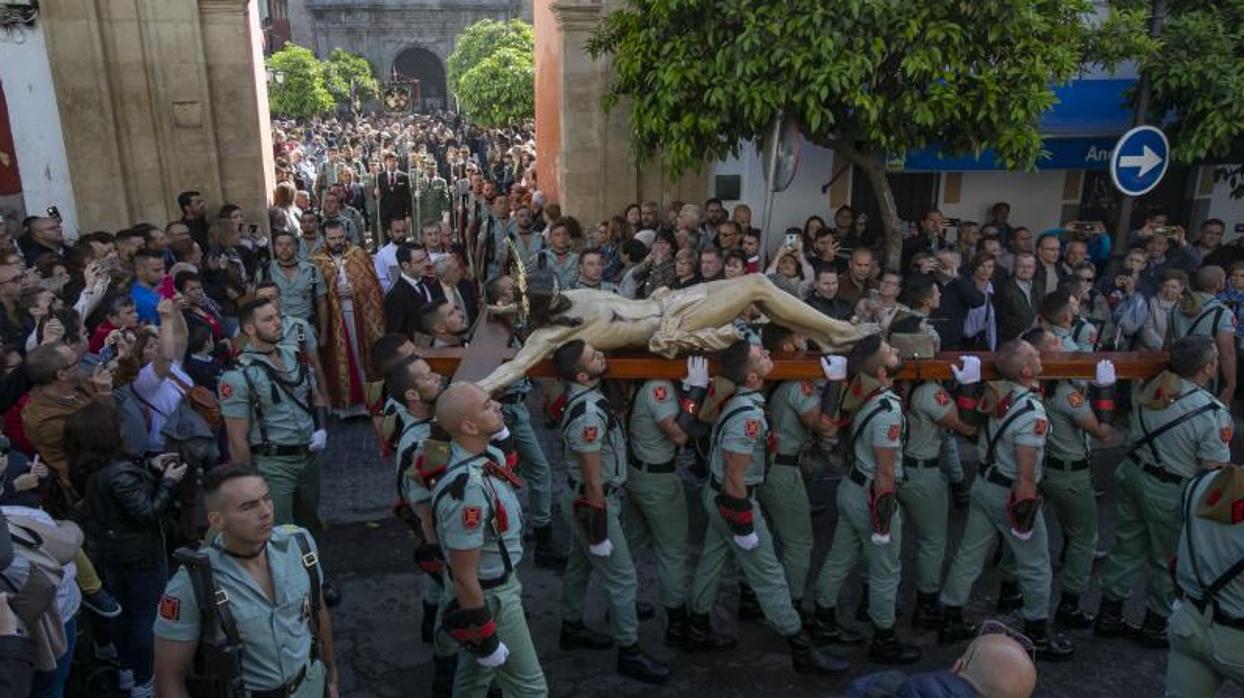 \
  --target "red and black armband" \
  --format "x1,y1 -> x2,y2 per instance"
714,493 -> 754,537
1088,382 -> 1116,425
443,600 -> 500,657
414,543 -> 446,586
868,486 -> 898,543
572,497 -> 608,545
954,381 -> 986,429
675,383 -> 709,436
820,380 -> 845,424
1007,492 -> 1042,539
